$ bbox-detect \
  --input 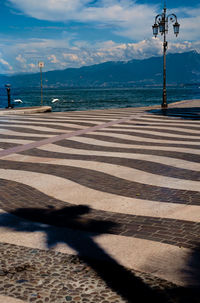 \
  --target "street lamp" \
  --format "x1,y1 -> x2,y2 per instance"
152,4 -> 180,109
